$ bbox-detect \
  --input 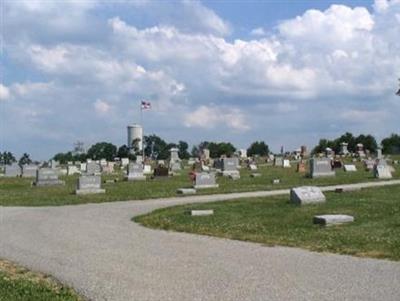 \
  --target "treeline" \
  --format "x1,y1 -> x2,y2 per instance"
2,133 -> 399,165
312,132 -> 400,155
